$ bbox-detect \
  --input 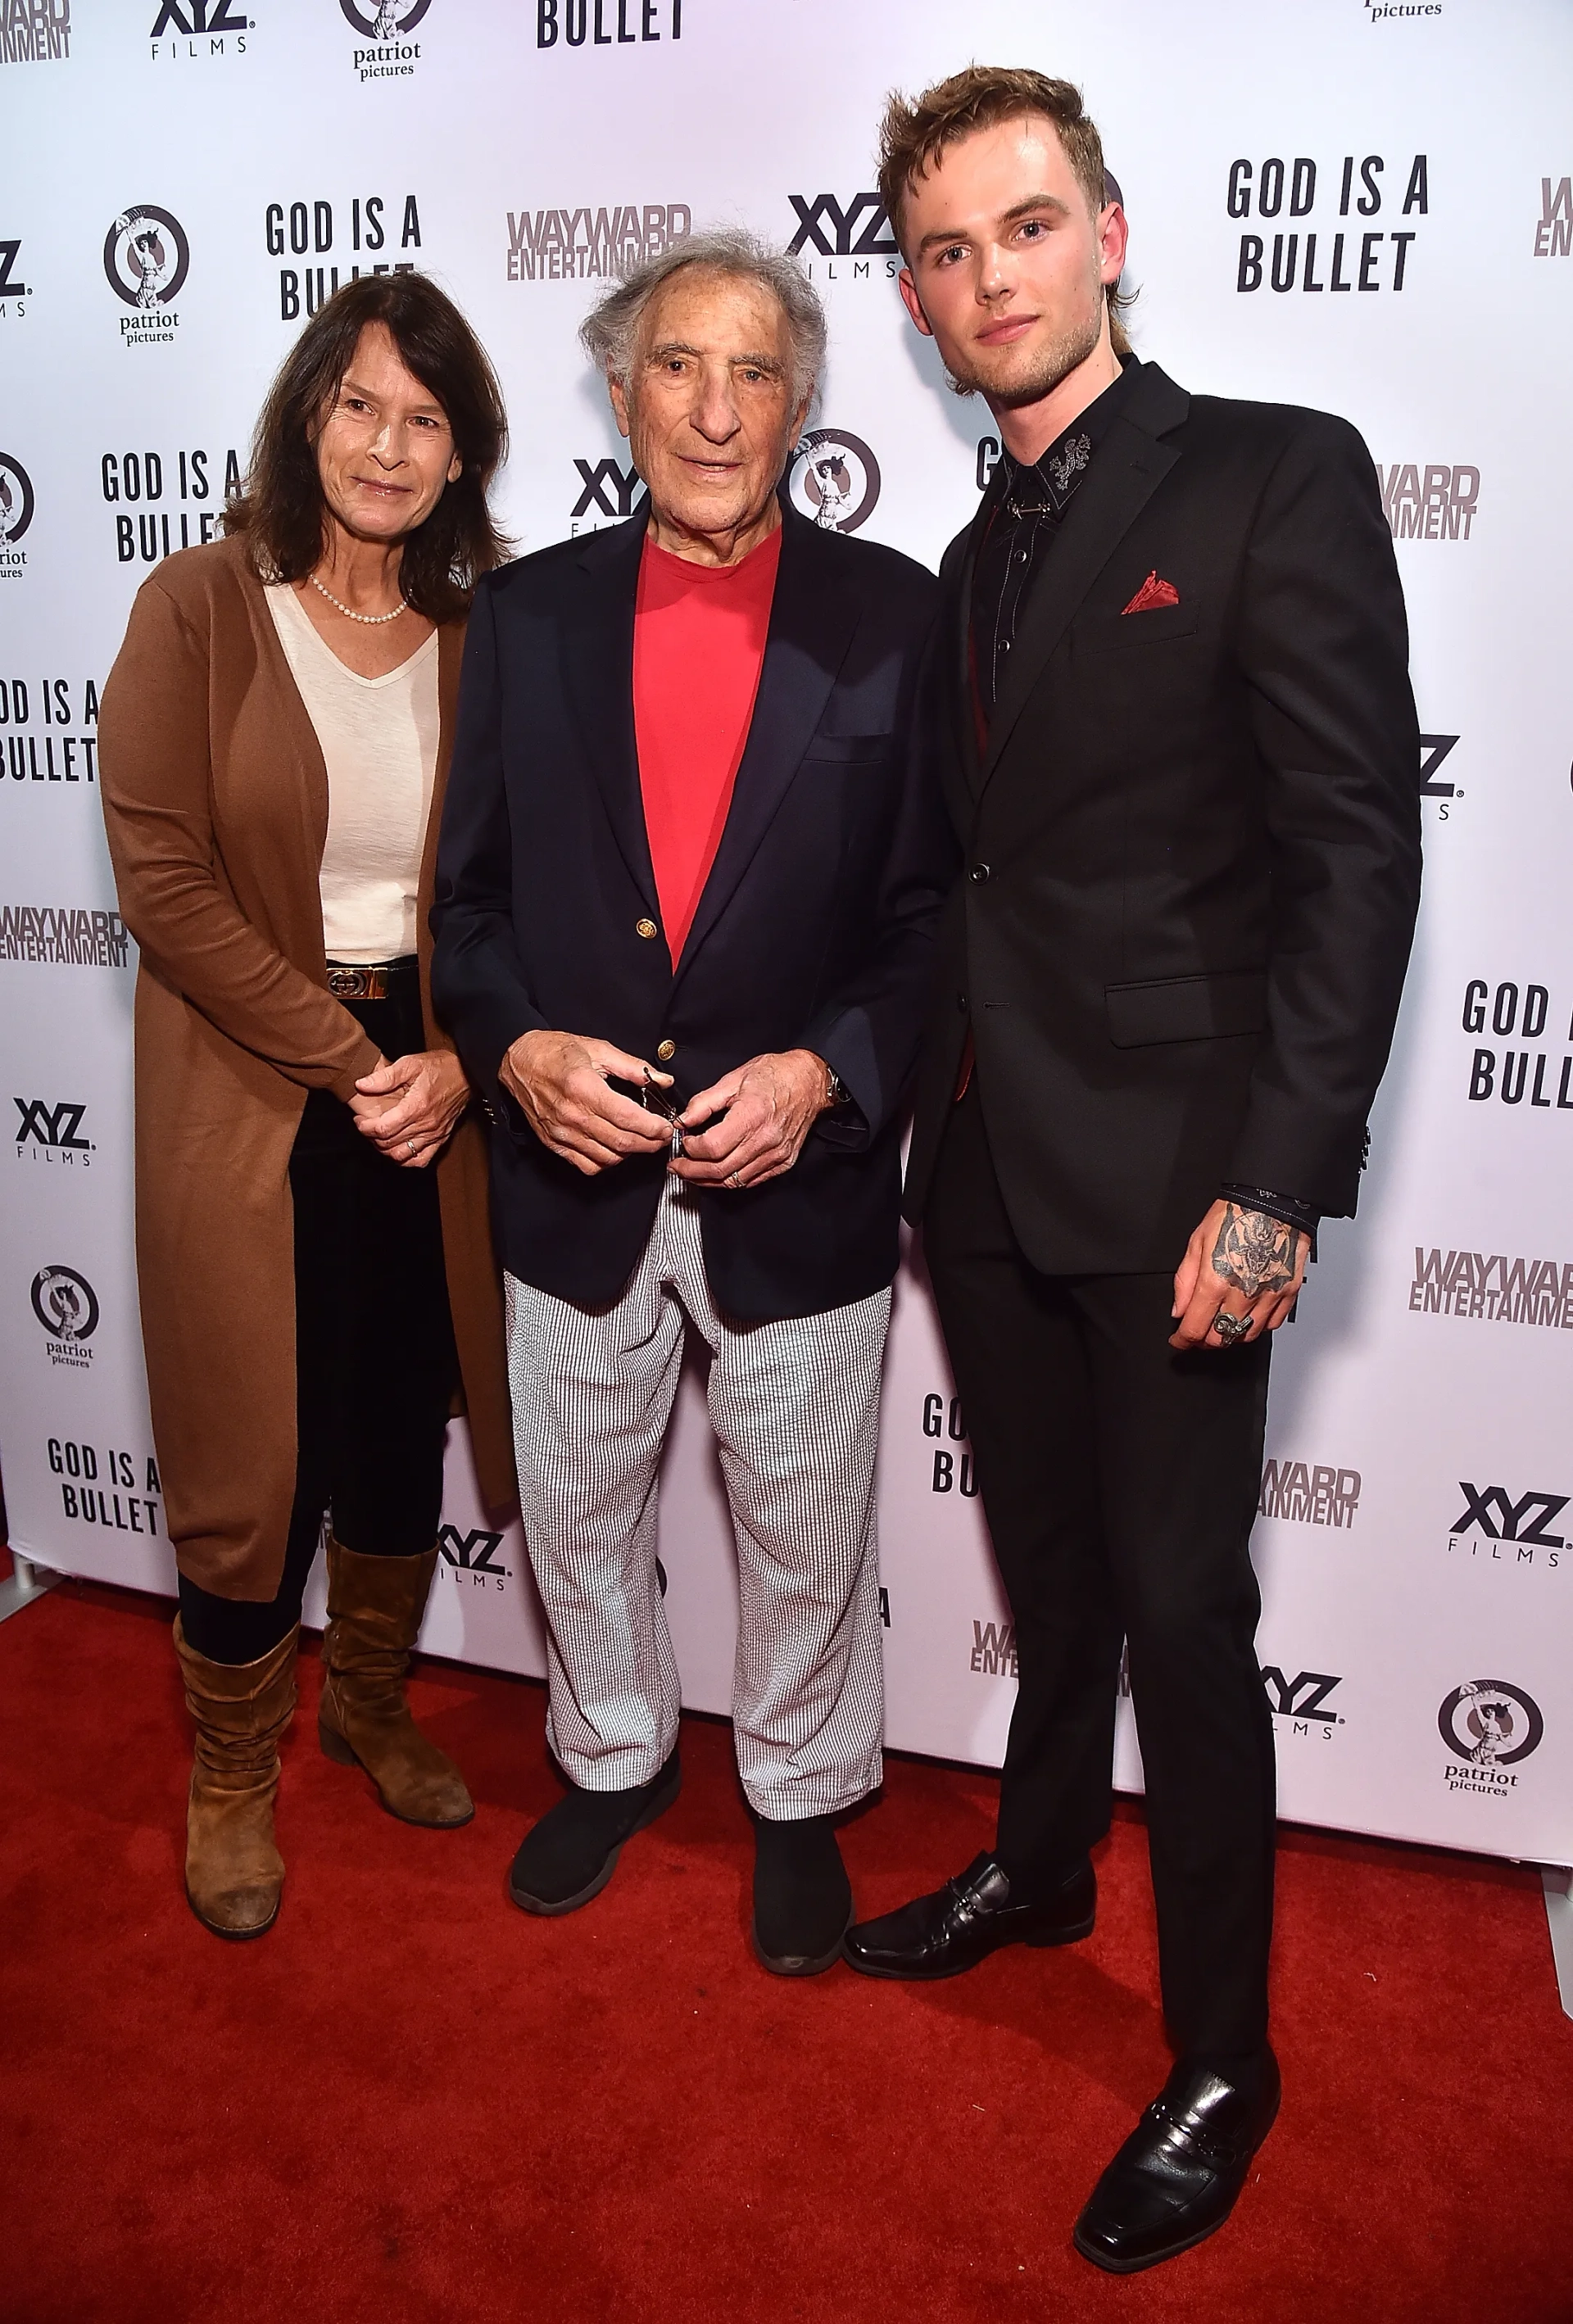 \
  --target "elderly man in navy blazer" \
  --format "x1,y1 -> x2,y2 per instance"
433,229 -> 948,1974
